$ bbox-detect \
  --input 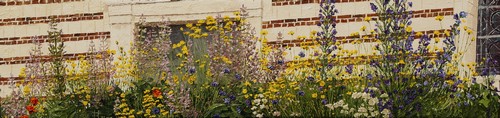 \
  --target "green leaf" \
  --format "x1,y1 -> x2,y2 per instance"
479,99 -> 490,107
